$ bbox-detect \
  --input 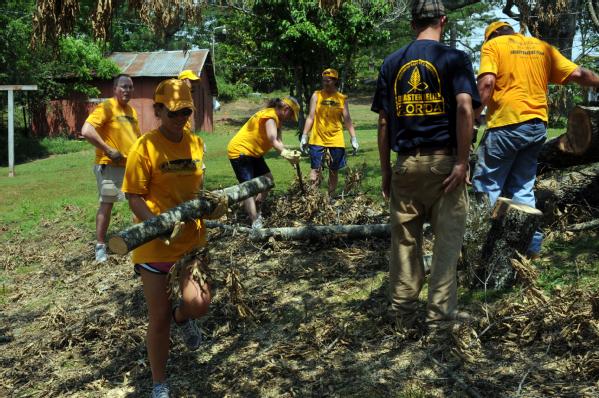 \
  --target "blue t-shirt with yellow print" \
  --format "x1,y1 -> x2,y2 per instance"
371,40 -> 480,152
